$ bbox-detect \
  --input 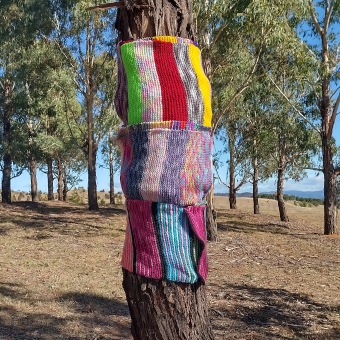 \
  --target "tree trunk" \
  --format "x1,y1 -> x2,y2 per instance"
115,1 -> 213,339
253,156 -> 259,214
29,157 -> 38,202
323,141 -> 337,234
109,133 -> 115,205
206,186 -> 217,241
47,158 -> 54,200
229,142 -> 237,210
277,156 -> 289,222
1,80 -> 13,204
62,166 -> 67,201
123,269 -> 214,340
86,74 -> 98,210
57,158 -> 63,201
